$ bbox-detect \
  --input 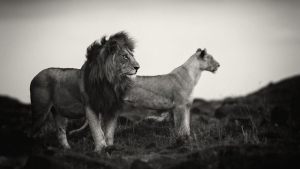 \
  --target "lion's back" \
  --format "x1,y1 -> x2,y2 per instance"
30,68 -> 80,97
30,68 -> 81,93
